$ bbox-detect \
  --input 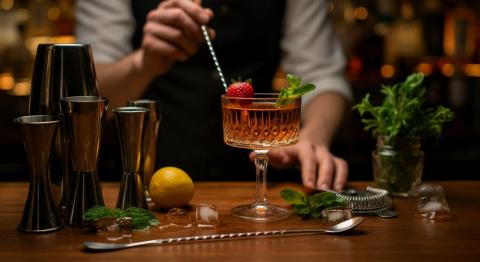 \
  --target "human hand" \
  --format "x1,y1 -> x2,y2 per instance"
250,140 -> 348,192
139,0 -> 214,76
